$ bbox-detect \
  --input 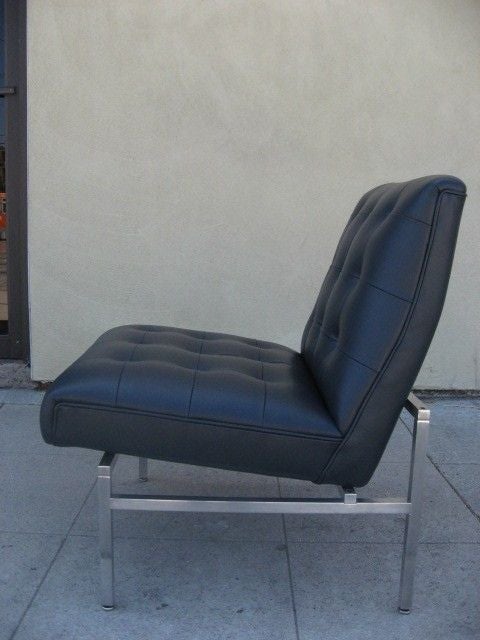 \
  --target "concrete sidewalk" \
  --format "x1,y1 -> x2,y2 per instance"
0,390 -> 479,639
